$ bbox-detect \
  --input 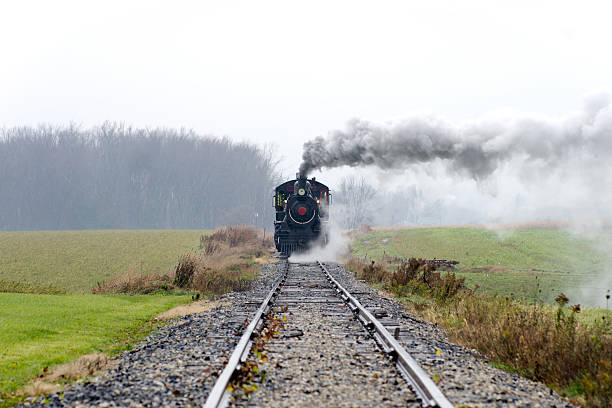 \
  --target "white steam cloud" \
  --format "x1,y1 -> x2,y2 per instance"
288,213 -> 349,263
